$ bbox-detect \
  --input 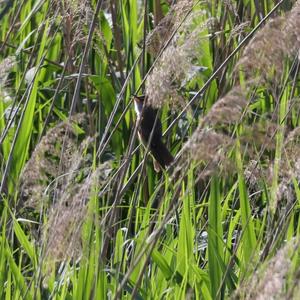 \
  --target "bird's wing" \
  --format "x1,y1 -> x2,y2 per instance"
140,107 -> 162,145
